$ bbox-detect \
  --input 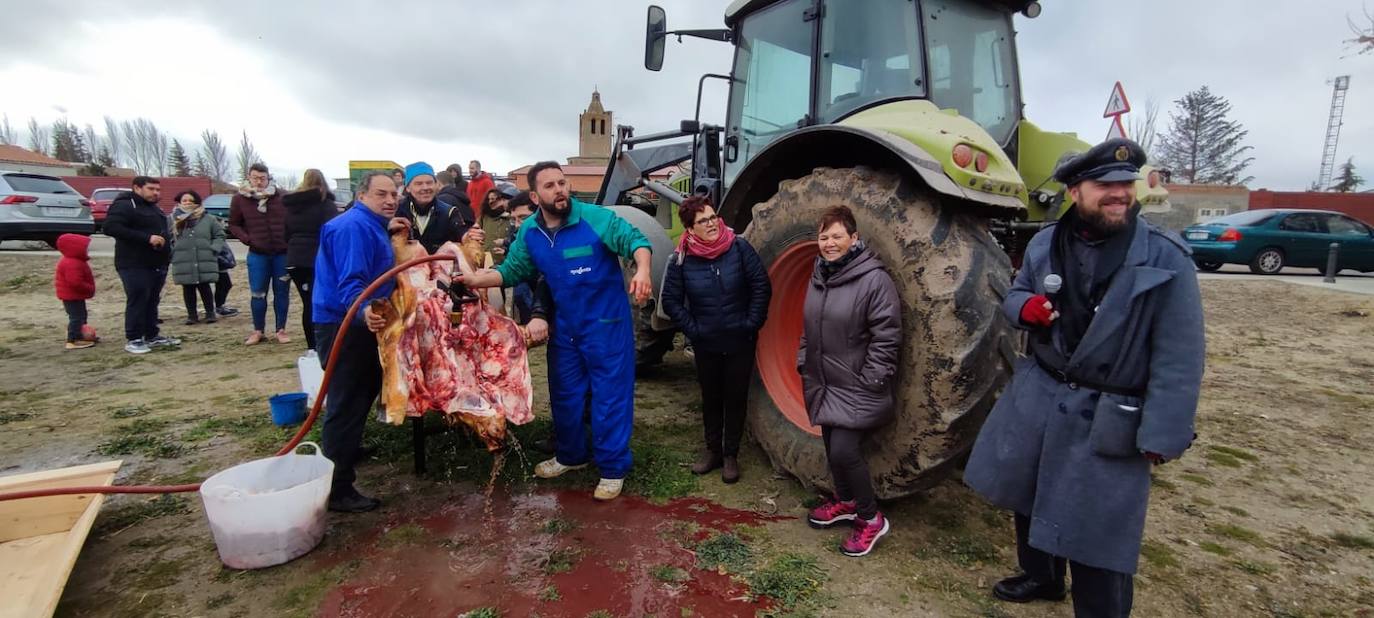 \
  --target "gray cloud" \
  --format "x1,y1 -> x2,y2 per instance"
3,0 -> 1369,190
